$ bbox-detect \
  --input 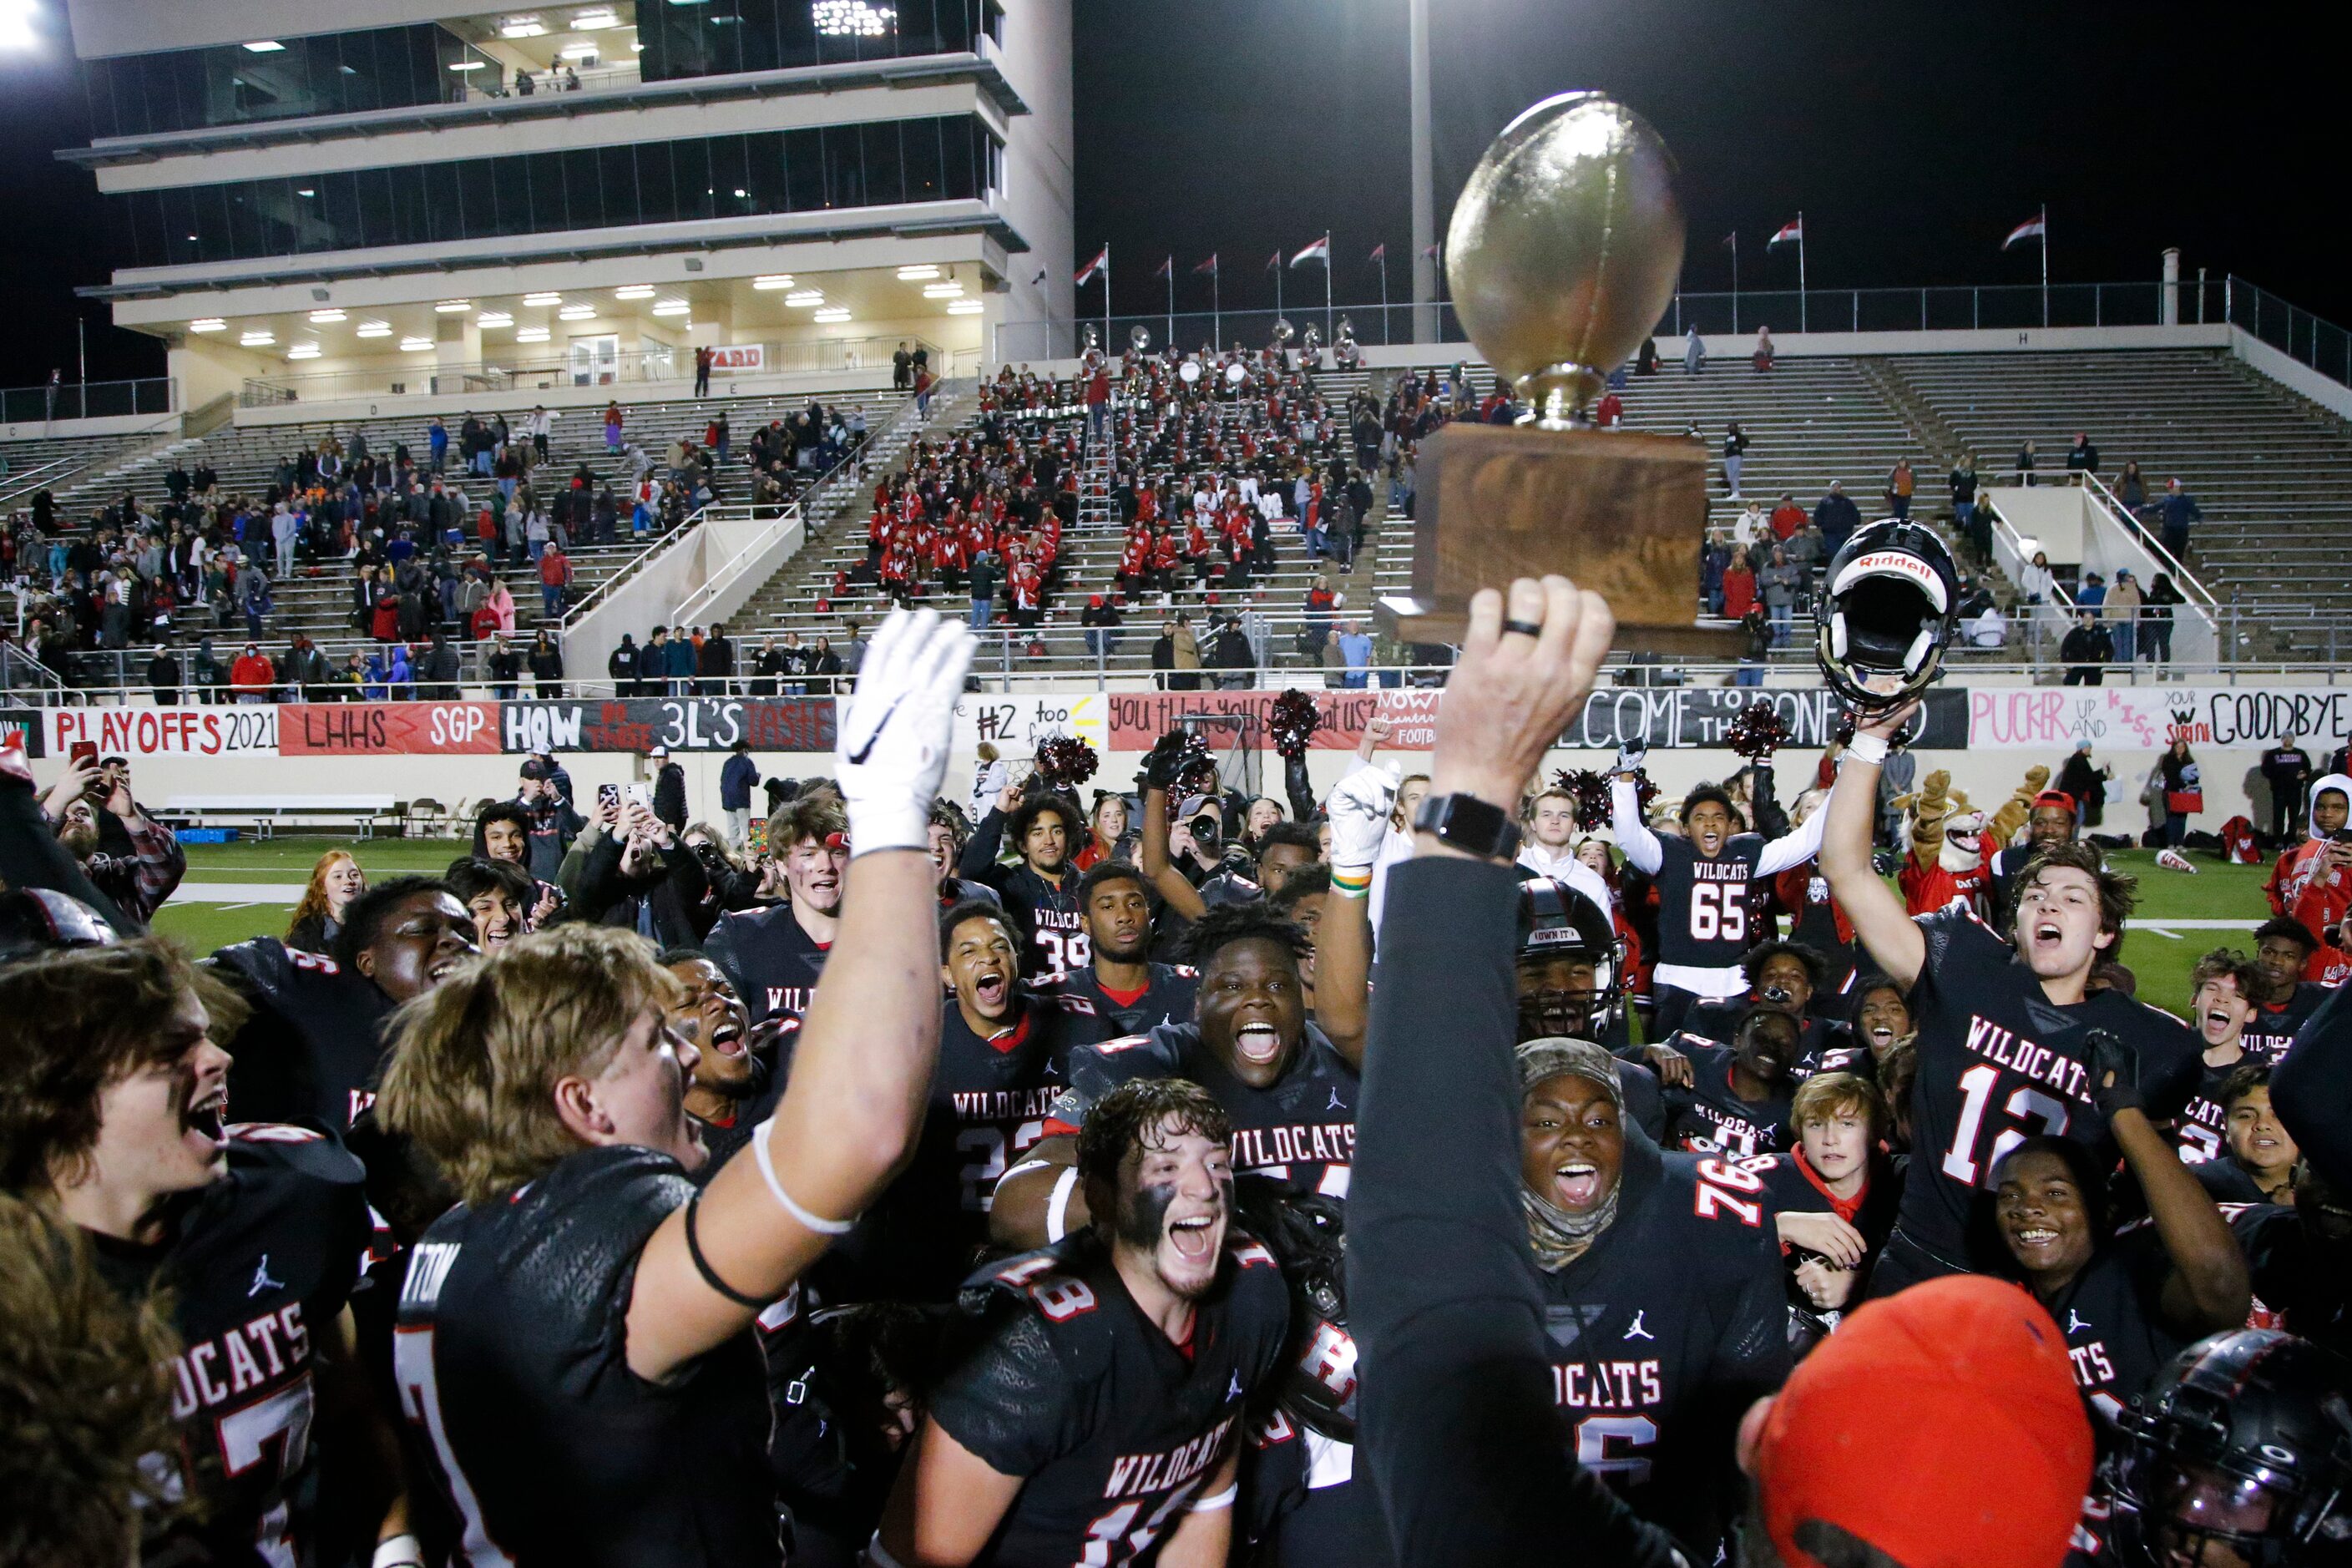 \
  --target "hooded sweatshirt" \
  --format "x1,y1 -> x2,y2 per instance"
2267,772 -> 2352,916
